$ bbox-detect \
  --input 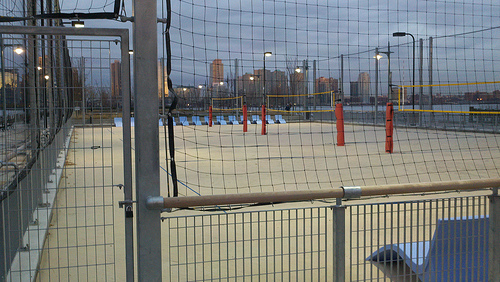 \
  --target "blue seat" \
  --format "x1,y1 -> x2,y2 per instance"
203,116 -> 213,125
179,116 -> 190,126
367,215 -> 489,281
265,115 -> 275,124
228,116 -> 239,125
192,116 -> 202,125
114,117 -> 123,127
216,116 -> 227,125
275,115 -> 286,124
159,117 -> 175,126
251,115 -> 262,124
240,116 -> 251,124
